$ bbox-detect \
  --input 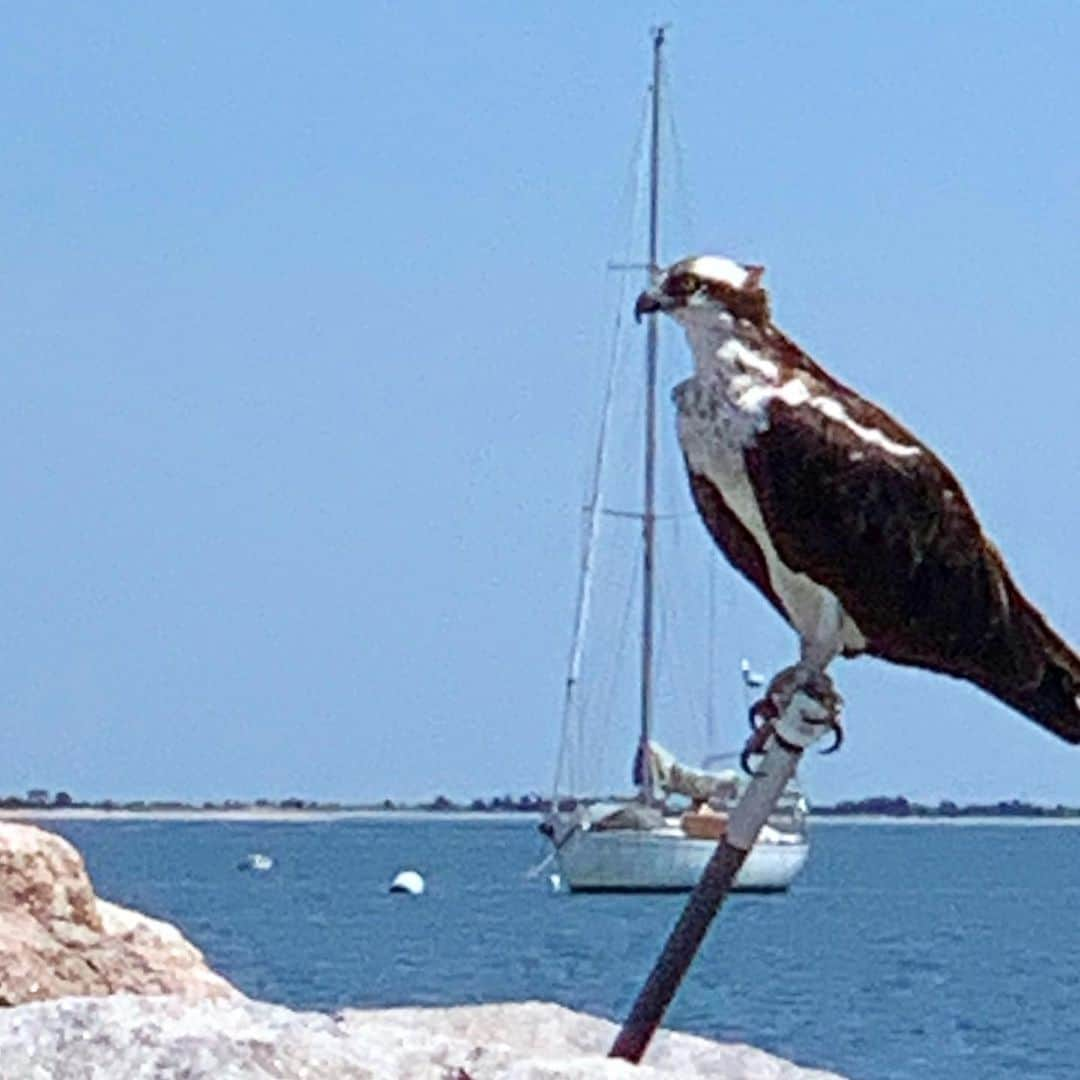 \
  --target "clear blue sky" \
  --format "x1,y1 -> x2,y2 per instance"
1,3 -> 1077,805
